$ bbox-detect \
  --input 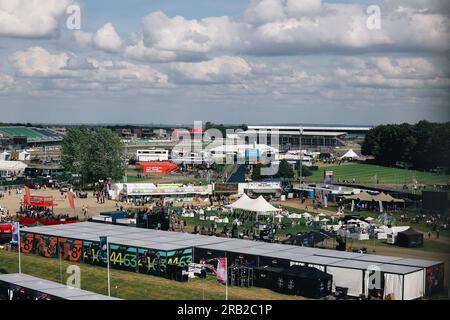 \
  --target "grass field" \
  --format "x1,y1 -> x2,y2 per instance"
0,251 -> 304,300
307,163 -> 450,185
